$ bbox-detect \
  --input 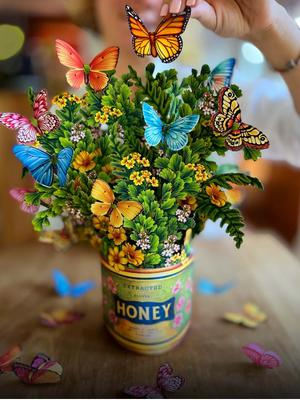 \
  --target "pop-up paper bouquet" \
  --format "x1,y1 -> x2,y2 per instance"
0,18 -> 269,354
